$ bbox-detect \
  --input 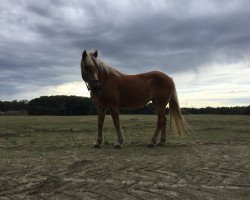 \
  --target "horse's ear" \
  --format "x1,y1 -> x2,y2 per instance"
82,50 -> 87,58
93,50 -> 98,58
